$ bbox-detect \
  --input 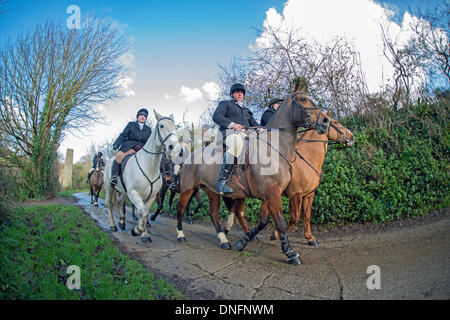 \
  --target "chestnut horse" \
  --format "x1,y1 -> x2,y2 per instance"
224,115 -> 355,245
89,156 -> 104,207
176,85 -> 330,265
